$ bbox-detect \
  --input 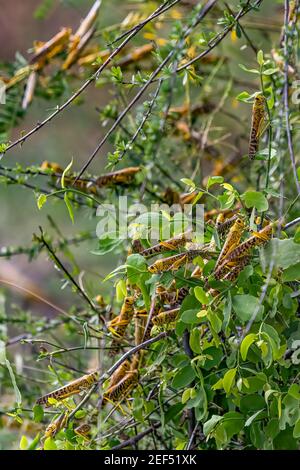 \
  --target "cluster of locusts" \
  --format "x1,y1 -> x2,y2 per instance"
33,70 -> 274,442
36,204 -> 275,442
